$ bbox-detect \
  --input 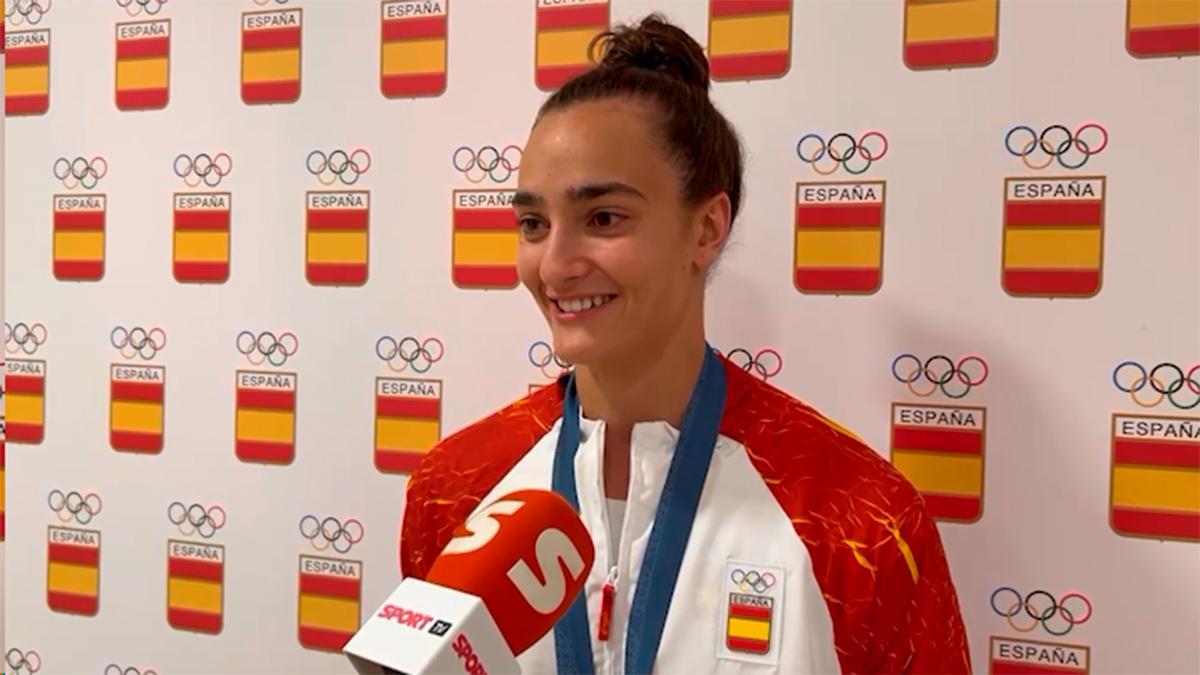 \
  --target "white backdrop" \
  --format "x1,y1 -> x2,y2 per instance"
4,0 -> 1200,674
